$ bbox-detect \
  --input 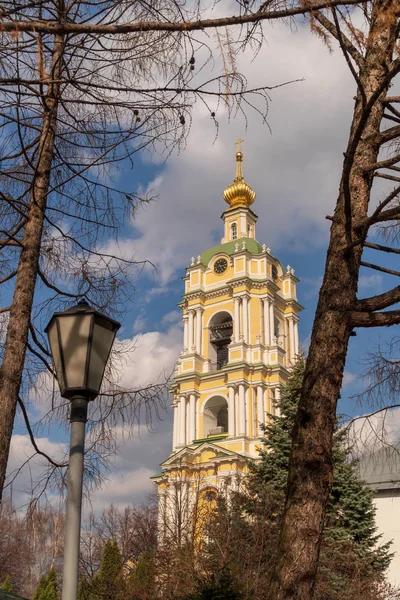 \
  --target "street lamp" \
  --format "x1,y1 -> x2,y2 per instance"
45,300 -> 120,600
